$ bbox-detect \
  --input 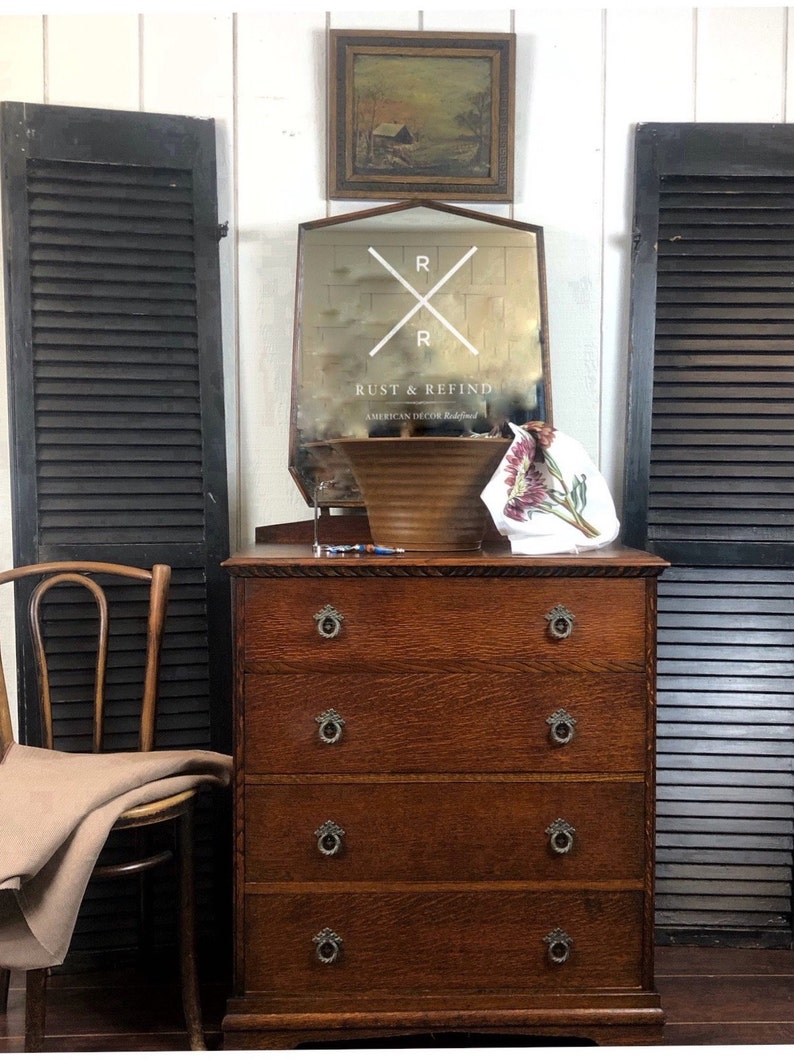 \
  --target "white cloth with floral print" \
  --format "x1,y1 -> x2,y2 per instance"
480,422 -> 620,555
